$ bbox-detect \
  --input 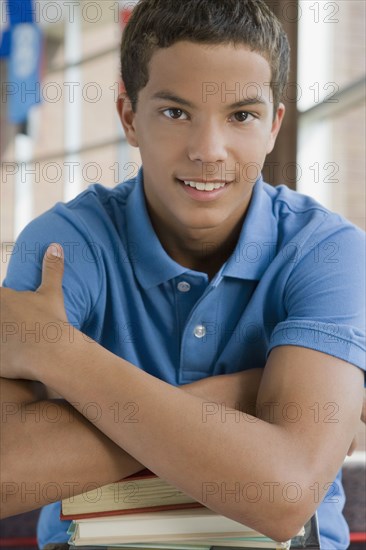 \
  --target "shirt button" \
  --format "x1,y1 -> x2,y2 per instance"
177,281 -> 191,293
194,325 -> 206,338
